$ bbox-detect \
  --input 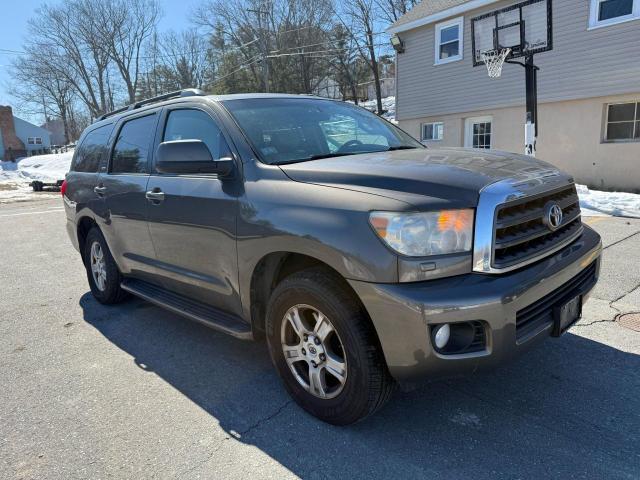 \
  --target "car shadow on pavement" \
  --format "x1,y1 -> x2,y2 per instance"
80,293 -> 640,479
